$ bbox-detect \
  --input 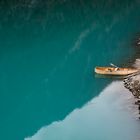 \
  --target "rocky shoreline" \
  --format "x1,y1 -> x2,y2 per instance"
124,75 -> 140,98
123,39 -> 140,119
123,73 -> 140,119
